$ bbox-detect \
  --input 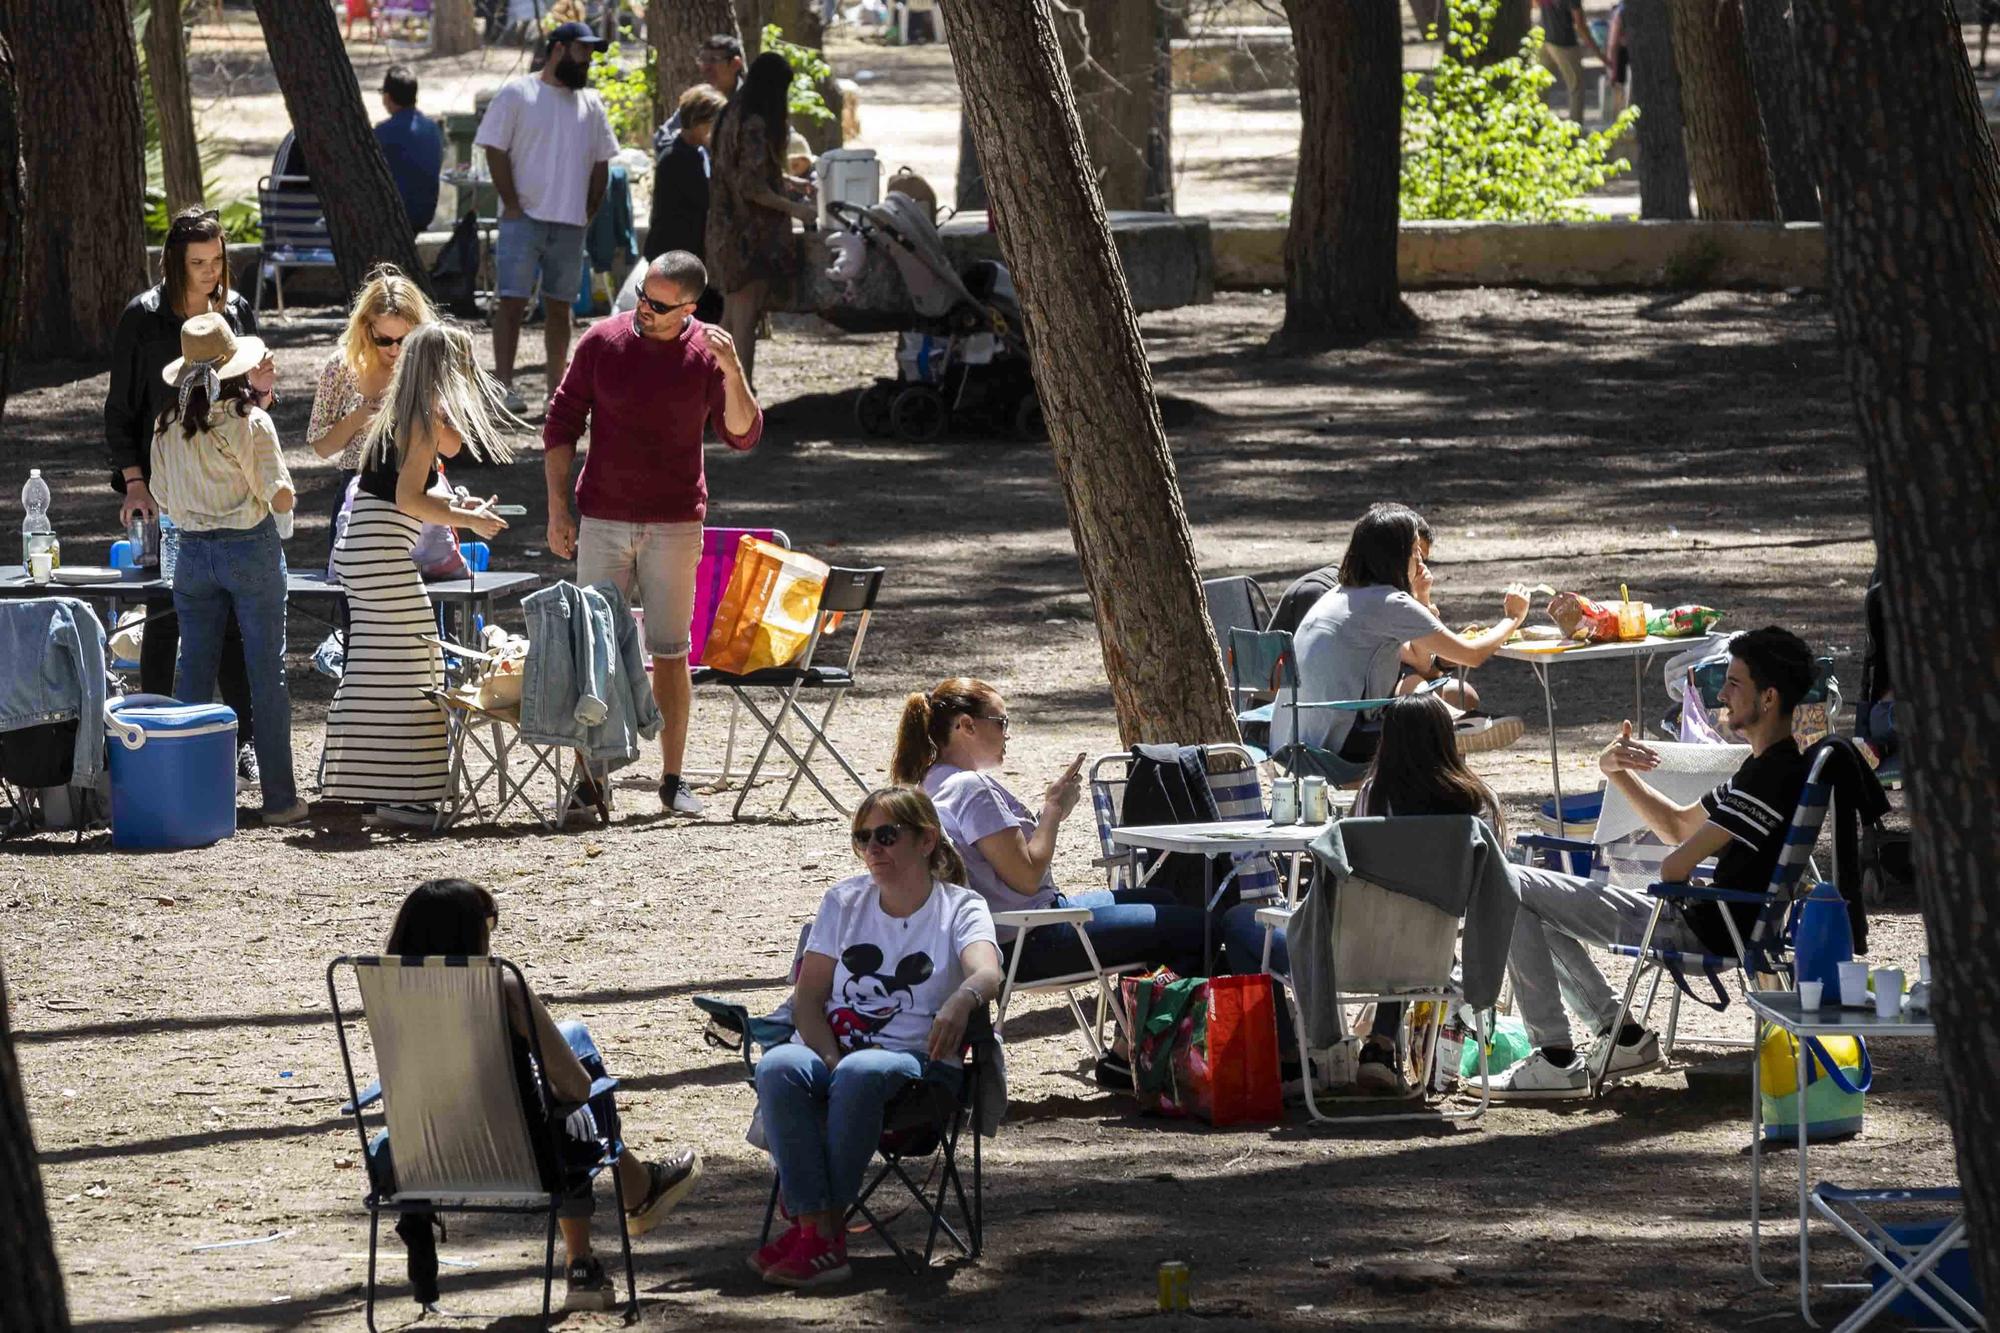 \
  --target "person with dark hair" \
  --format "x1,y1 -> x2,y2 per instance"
1220,692 -> 1506,1093
377,879 -> 703,1312
543,250 -> 762,815
374,64 -> 445,234
149,314 -> 305,826
105,207 -> 270,790
750,788 -> 1002,1287
646,84 -> 729,322
1282,504 -> 1530,769
705,50 -> 816,385
1491,626 -> 1818,1100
